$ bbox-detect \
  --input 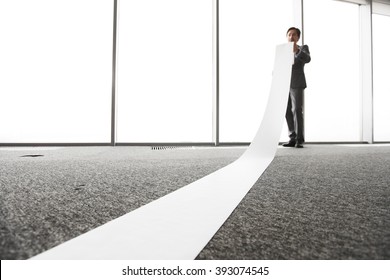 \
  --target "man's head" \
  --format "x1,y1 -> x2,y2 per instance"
286,27 -> 301,43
